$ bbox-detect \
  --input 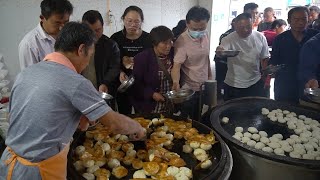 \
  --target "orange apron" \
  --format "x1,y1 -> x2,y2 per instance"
5,144 -> 69,180
4,52 -> 90,180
